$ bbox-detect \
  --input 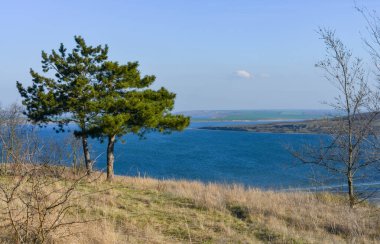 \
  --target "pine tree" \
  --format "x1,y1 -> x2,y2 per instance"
89,61 -> 190,181
17,36 -> 108,174
17,36 -> 189,180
